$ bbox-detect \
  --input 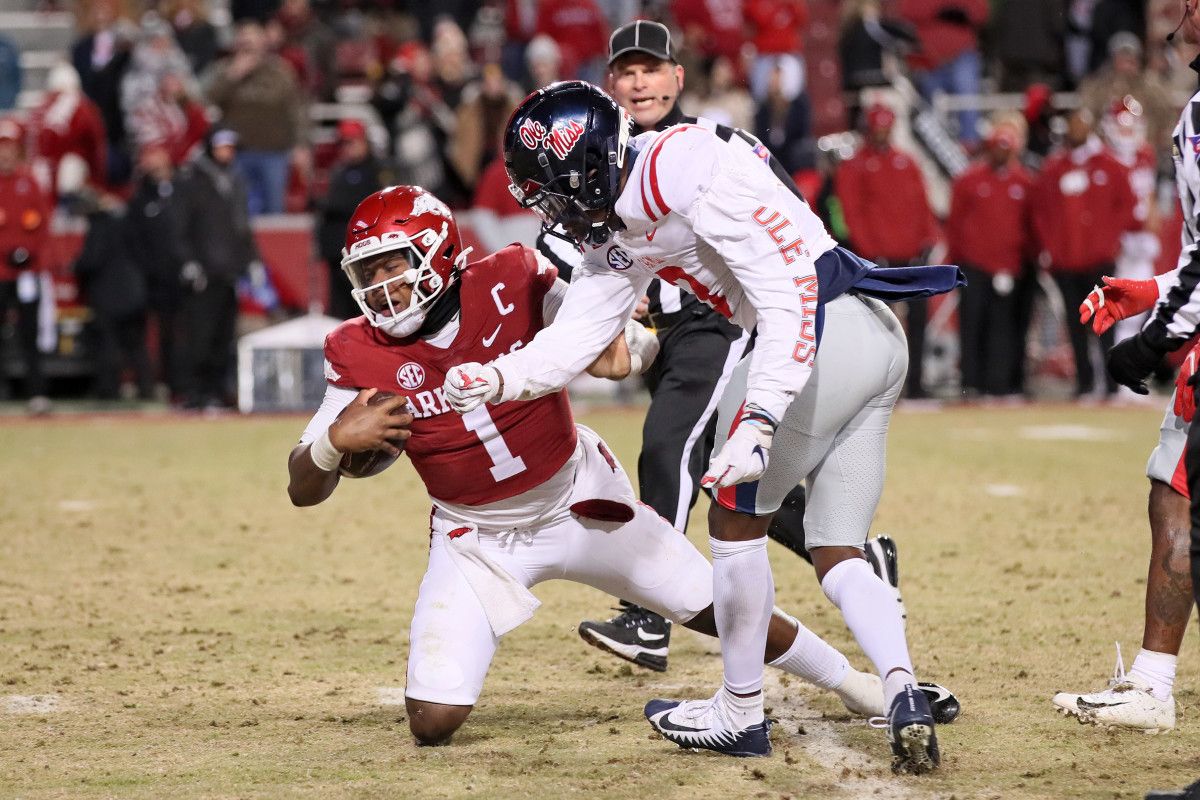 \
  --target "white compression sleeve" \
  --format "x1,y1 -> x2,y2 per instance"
710,535 -> 774,696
